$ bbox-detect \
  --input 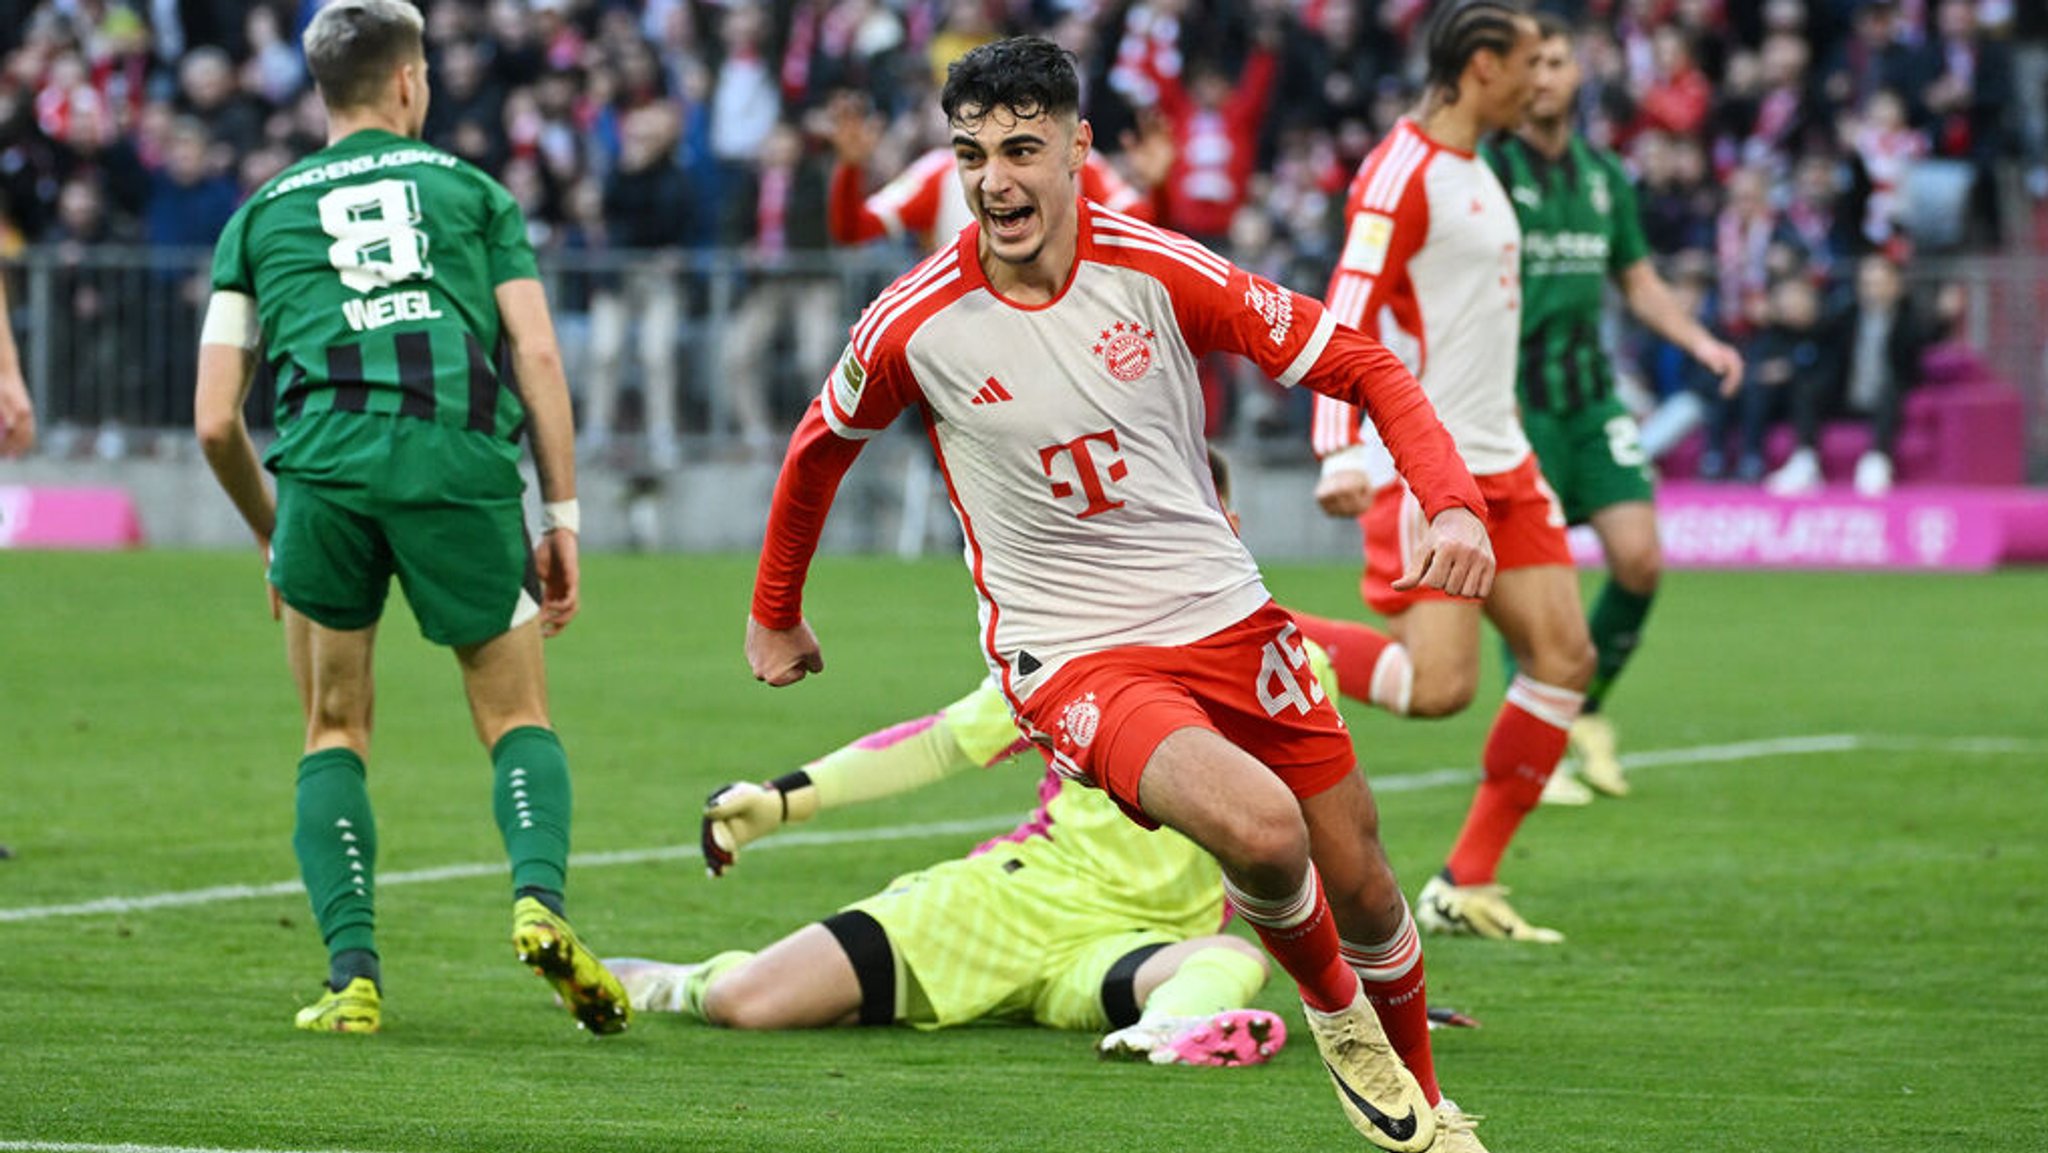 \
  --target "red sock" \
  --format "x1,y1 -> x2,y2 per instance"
1223,867 -> 1360,1013
1341,906 -> 1440,1106
1444,676 -> 1580,886
1290,611 -> 1402,710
